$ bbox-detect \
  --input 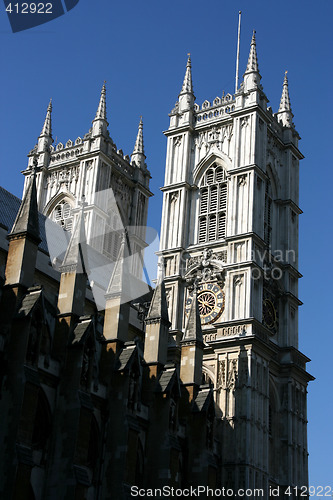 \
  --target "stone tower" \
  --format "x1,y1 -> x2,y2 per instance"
159,34 -> 313,494
22,84 -> 152,278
